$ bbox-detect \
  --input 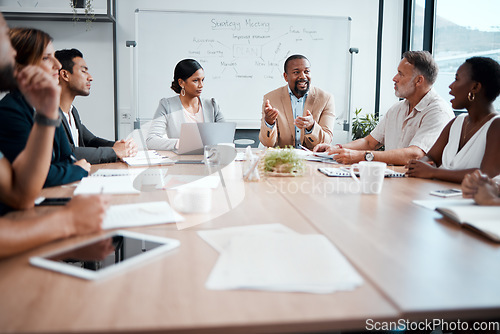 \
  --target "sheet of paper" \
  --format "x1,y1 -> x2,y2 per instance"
102,201 -> 184,230
293,148 -> 339,164
90,168 -> 169,188
91,169 -> 146,177
235,152 -> 246,161
74,176 -> 141,195
123,150 -> 175,167
305,156 -> 340,164
205,232 -> 363,294
412,198 -> 475,211
468,220 -> 500,240
197,223 -> 297,253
